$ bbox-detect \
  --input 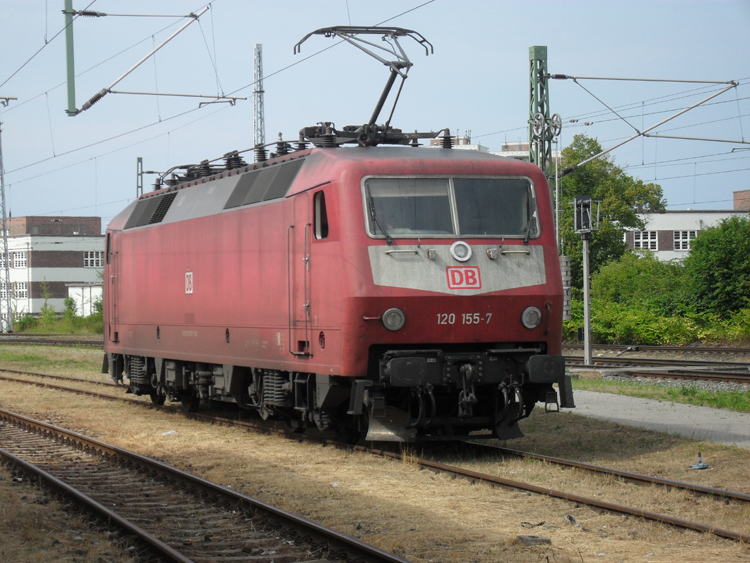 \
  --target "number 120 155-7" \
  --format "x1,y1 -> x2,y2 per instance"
437,313 -> 492,325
